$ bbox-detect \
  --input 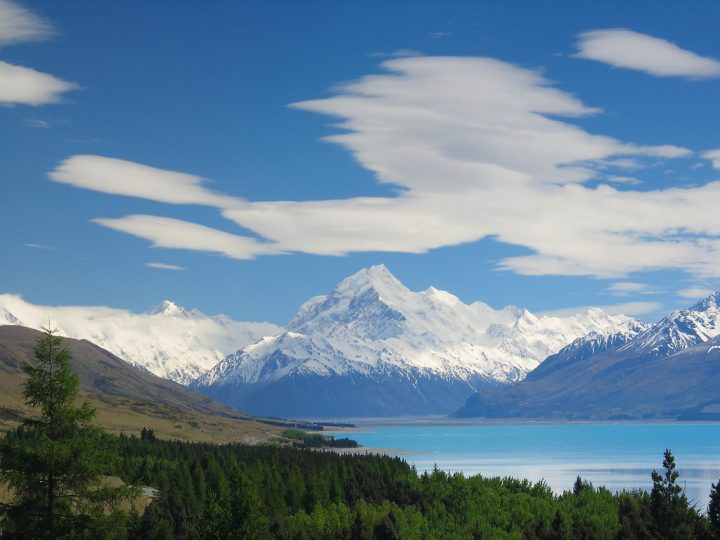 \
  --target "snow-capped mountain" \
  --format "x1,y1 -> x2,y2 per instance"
456,290 -> 720,420
526,319 -> 651,381
616,292 -> 720,357
196,265 -> 635,417
0,294 -> 281,385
